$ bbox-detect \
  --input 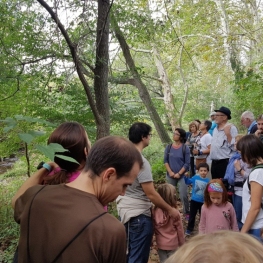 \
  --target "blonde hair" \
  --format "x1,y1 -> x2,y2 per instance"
235,134 -> 244,142
188,121 -> 199,132
155,183 -> 177,209
165,231 -> 263,263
